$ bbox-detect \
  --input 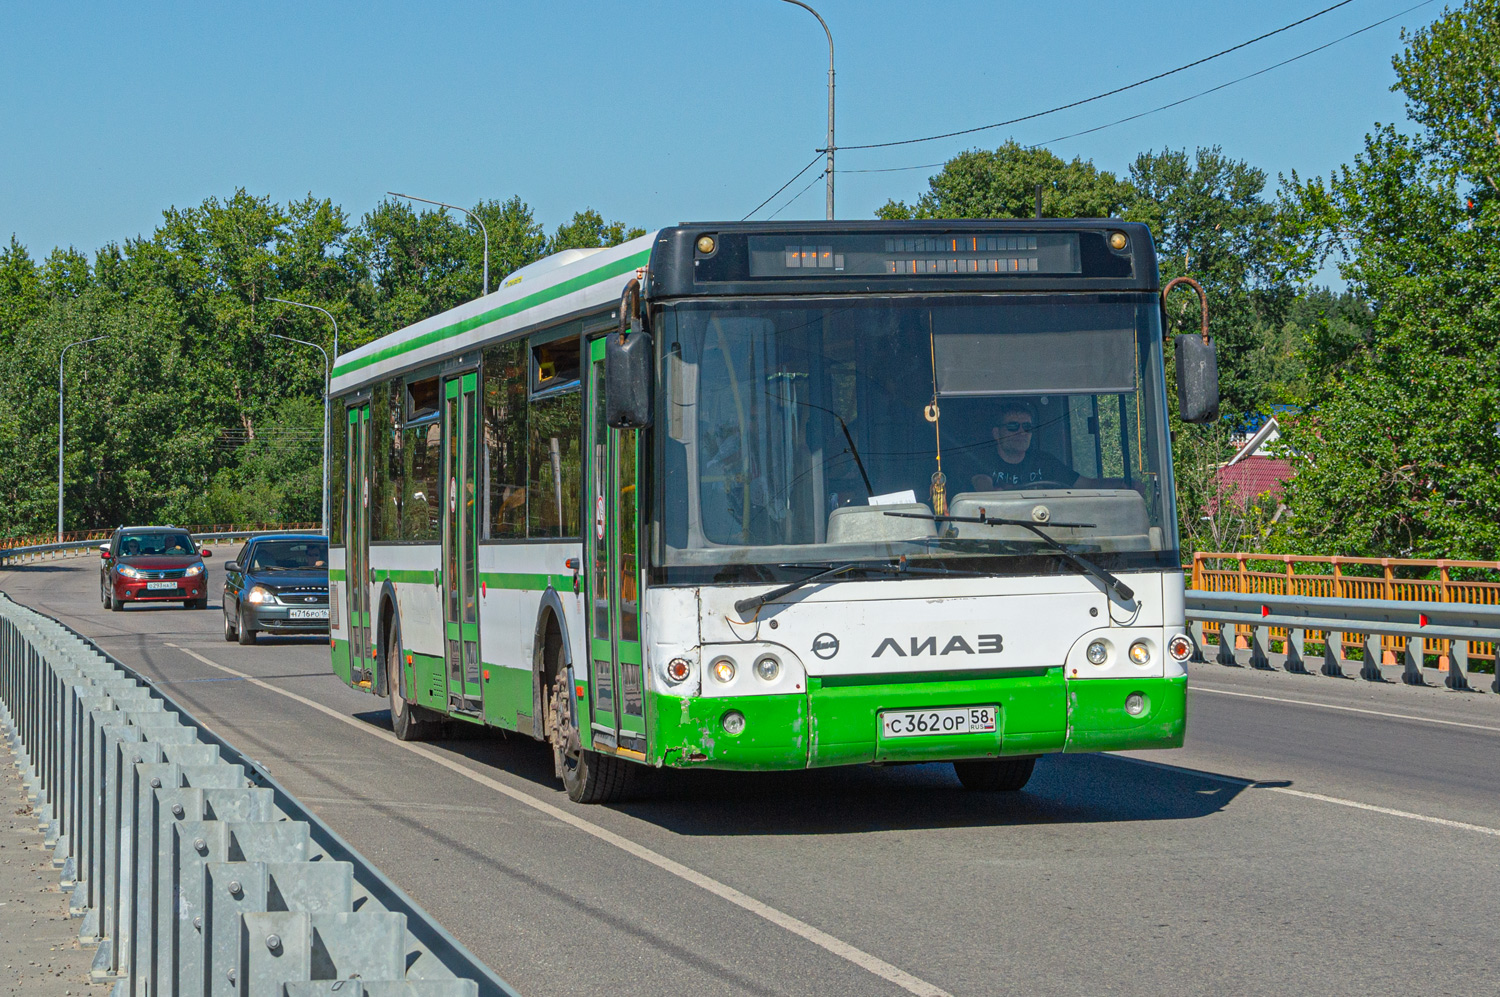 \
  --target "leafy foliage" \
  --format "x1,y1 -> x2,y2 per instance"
1271,0 -> 1500,558
0,189 -> 643,537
